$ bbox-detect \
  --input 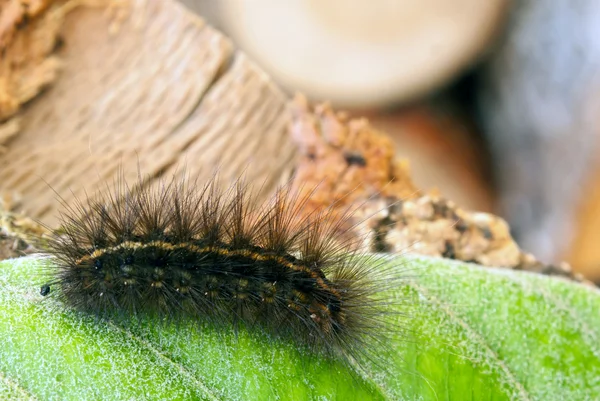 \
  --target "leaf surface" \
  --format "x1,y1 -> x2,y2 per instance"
1,256 -> 598,400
